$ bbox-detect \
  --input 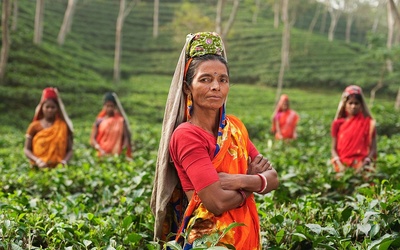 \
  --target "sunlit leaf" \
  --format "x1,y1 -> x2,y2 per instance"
306,224 -> 322,235
367,234 -> 395,250
357,223 -> 371,235
83,240 -> 92,247
87,213 -> 94,221
276,229 -> 285,244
